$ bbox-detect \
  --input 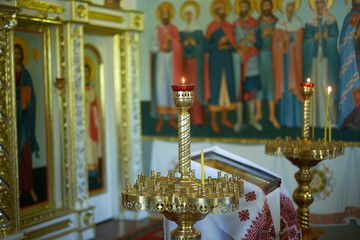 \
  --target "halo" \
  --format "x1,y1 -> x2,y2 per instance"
210,0 -> 231,19
84,56 -> 95,82
309,0 -> 334,11
14,35 -> 30,67
234,0 -> 255,16
180,1 -> 200,21
255,0 -> 277,14
278,0 -> 301,13
345,0 -> 349,4
32,48 -> 41,61
156,2 -> 175,23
